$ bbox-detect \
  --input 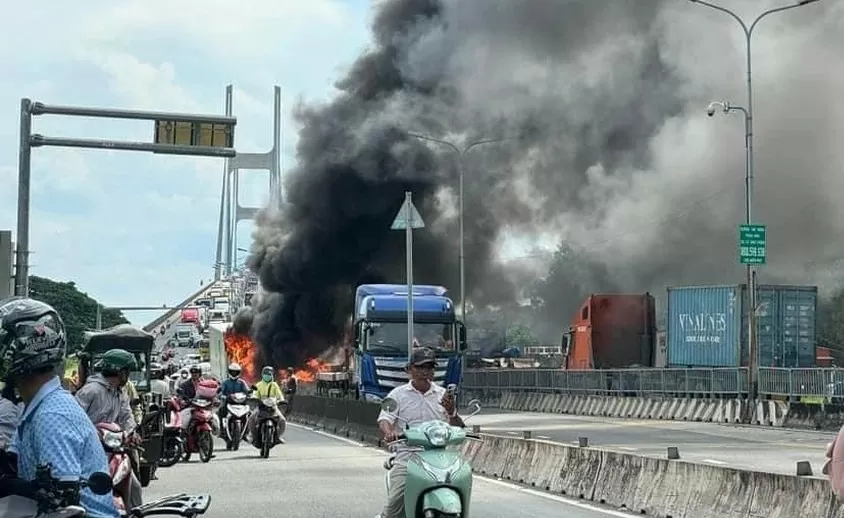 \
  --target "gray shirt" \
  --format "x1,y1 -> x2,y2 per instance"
0,397 -> 20,449
75,374 -> 137,433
